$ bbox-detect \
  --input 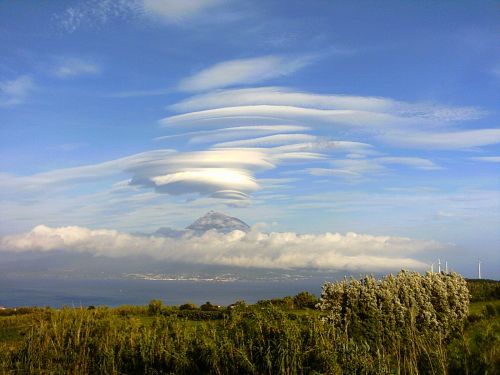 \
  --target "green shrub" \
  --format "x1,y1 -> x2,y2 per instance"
448,315 -> 499,375
200,301 -> 219,311
484,304 -> 496,317
256,296 -> 295,310
293,291 -> 318,309
176,310 -> 225,320
147,299 -> 164,316
179,303 -> 198,310
467,279 -> 500,302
